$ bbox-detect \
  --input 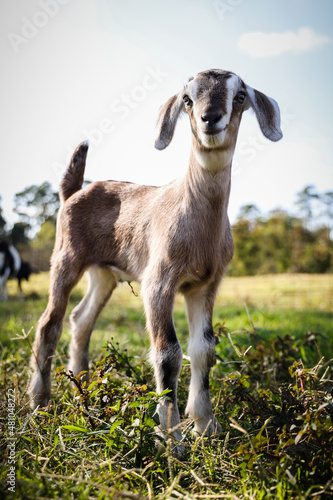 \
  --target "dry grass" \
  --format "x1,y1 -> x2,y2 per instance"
7,272 -> 332,312
219,273 -> 333,311
1,273 -> 333,499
